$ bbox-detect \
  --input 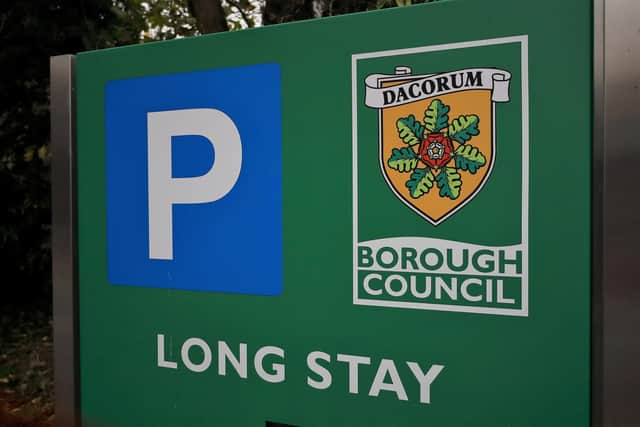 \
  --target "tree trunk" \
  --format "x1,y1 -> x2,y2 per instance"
188,0 -> 229,34
263,0 -> 315,25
